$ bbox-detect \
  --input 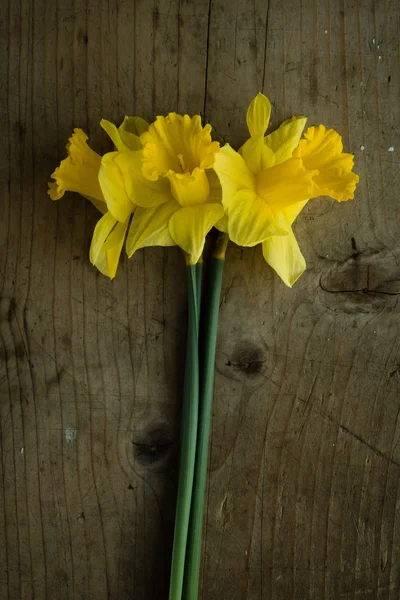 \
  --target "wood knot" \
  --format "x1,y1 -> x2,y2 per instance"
318,247 -> 400,314
77,29 -> 88,45
132,426 -> 176,466
225,342 -> 267,378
